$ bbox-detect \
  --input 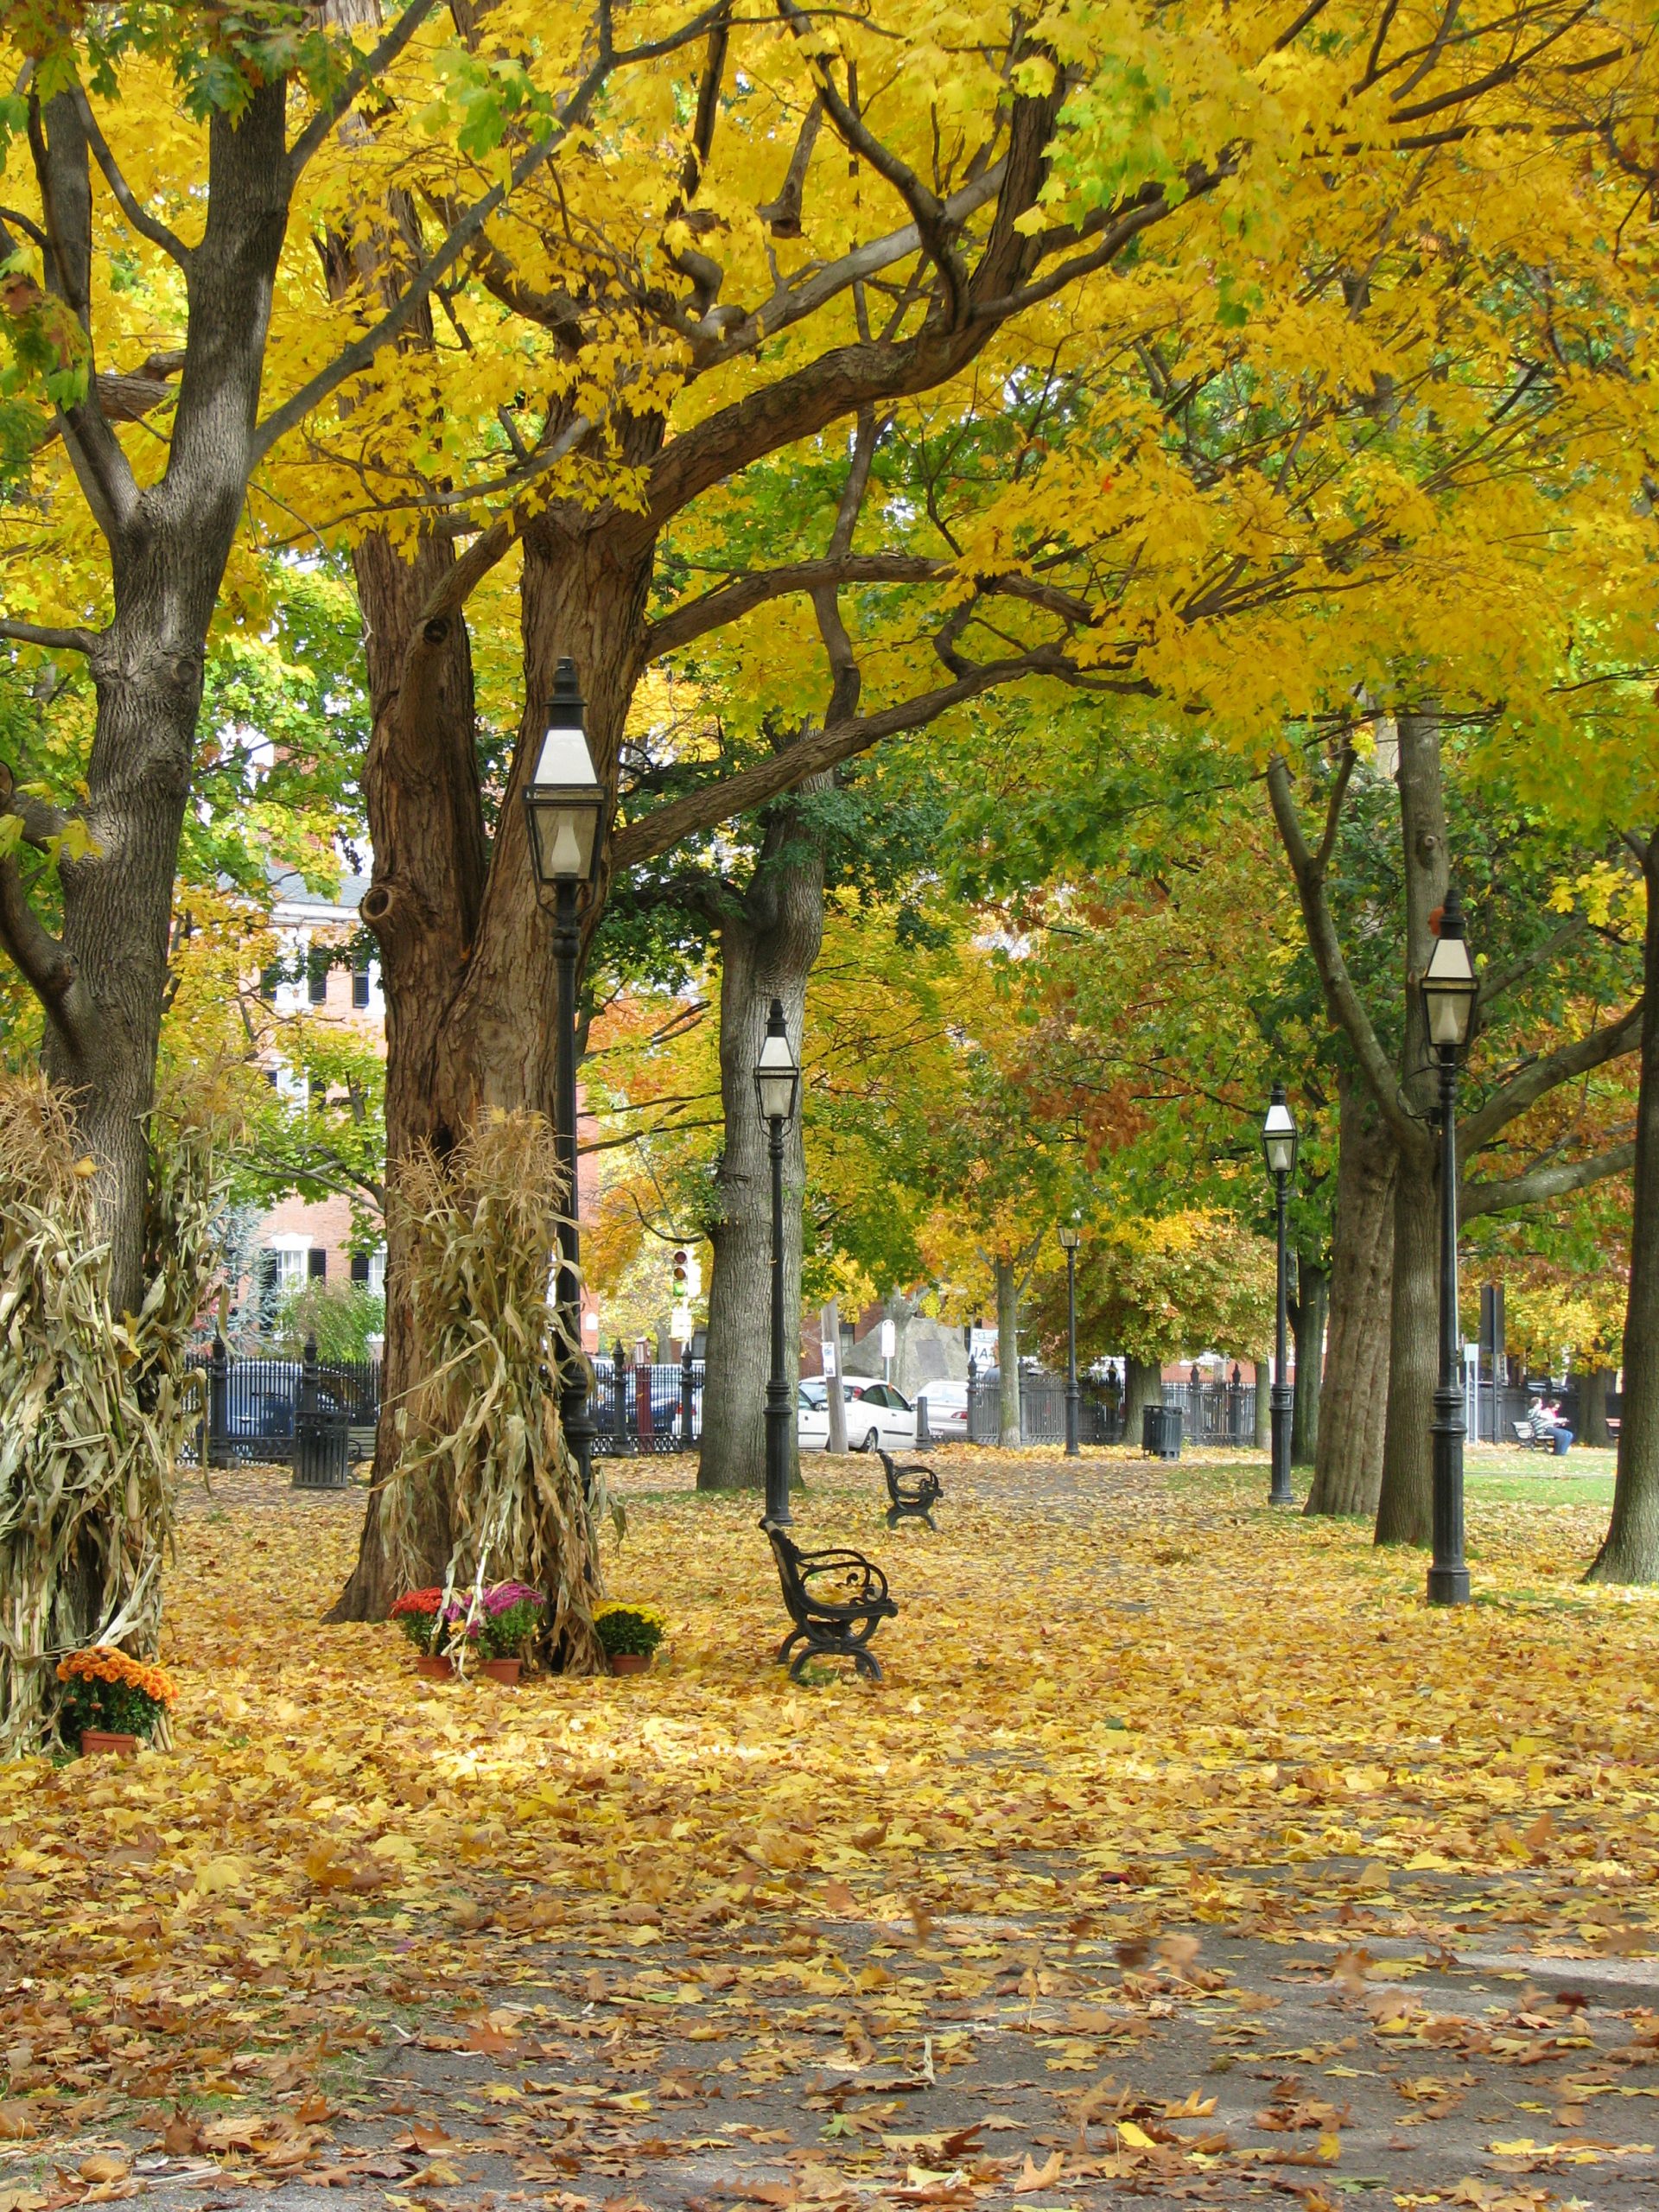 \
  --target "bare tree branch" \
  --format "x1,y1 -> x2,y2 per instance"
1462,1141 -> 1636,1218
778,0 -> 969,326
612,644 -> 1107,869
0,616 -> 96,655
254,4 -> 729,462
73,86 -> 190,267
0,850 -> 79,1040
0,760 -> 72,845
1477,913 -> 1586,1007
1459,999 -> 1644,1154
644,553 -> 940,658
1265,748 -> 1421,1155
287,0 -> 448,183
